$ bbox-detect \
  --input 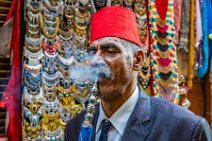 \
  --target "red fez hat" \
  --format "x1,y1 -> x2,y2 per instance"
90,6 -> 142,47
